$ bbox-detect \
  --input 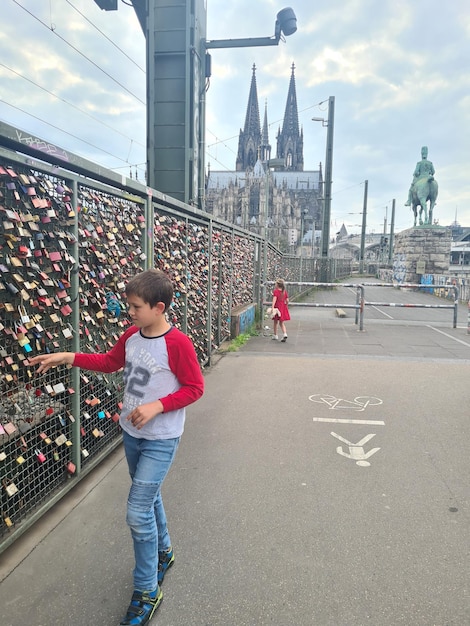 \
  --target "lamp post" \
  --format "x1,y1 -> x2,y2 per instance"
94,1 -> 297,208
388,199 -> 396,264
310,217 -> 315,258
206,7 -> 297,49
300,208 -> 308,283
359,180 -> 368,274
205,7 -> 297,213
312,96 -> 335,280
